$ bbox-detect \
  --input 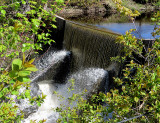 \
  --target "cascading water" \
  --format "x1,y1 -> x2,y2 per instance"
21,17 -> 122,122
19,50 -> 71,122
31,50 -> 71,83
23,68 -> 109,122
63,21 -> 122,76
